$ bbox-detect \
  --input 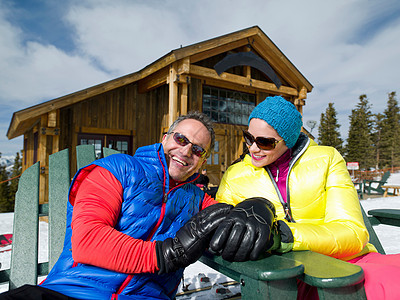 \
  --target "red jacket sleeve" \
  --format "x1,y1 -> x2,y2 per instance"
71,166 -> 159,274
201,193 -> 218,210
